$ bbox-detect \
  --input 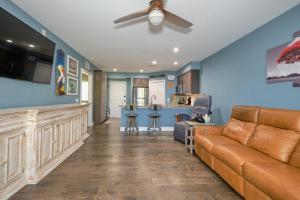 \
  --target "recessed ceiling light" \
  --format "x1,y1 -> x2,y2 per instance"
6,39 -> 13,43
140,69 -> 144,73
113,68 -> 117,72
91,58 -> 95,61
174,61 -> 179,65
173,47 -> 179,53
28,44 -> 35,48
152,60 -> 157,65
